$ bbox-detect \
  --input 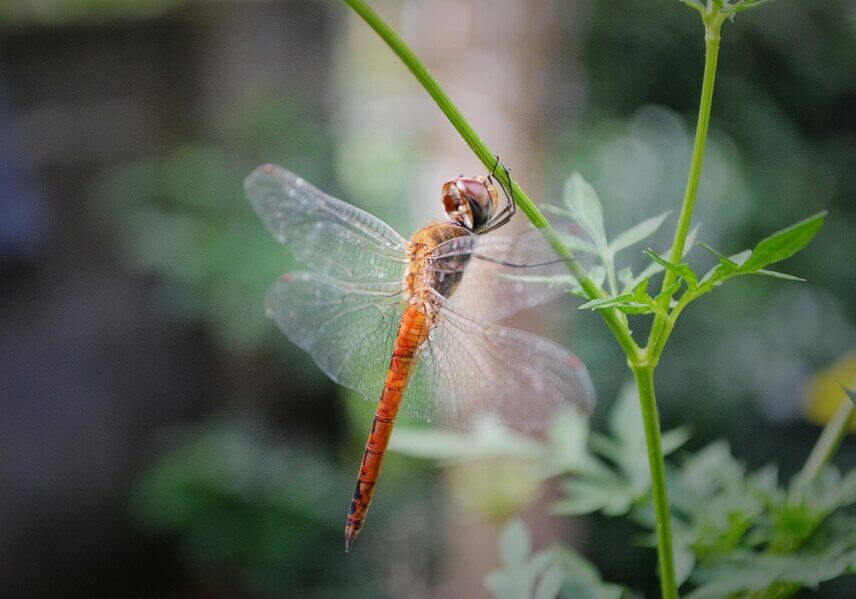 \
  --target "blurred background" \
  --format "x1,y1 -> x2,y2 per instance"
0,0 -> 853,597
